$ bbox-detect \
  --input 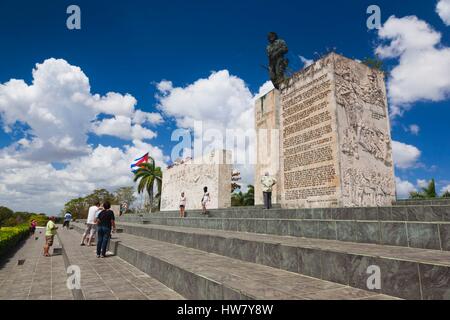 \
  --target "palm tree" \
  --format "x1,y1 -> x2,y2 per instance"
422,179 -> 437,198
133,159 -> 163,212
231,185 -> 255,207
231,192 -> 245,207
409,178 -> 438,199
243,185 -> 255,206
